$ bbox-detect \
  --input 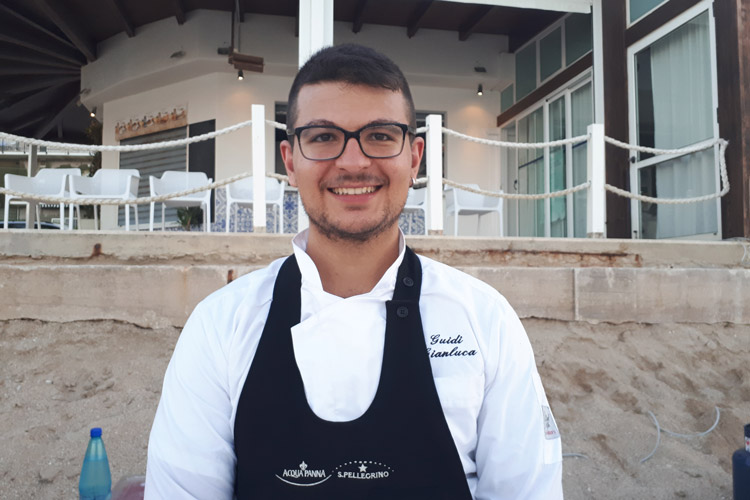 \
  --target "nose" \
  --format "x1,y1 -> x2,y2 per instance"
335,136 -> 371,170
